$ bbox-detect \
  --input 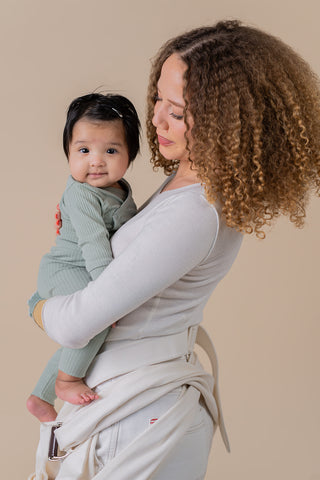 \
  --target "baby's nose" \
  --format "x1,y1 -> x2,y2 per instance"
90,153 -> 106,166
